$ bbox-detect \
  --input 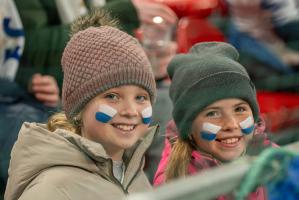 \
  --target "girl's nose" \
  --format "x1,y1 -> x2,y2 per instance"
222,115 -> 239,131
119,101 -> 138,117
